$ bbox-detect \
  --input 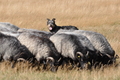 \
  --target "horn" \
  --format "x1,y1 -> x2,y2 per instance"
46,57 -> 54,62
57,57 -> 62,62
76,52 -> 83,57
86,51 -> 89,56
105,54 -> 112,58
17,58 -> 26,61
